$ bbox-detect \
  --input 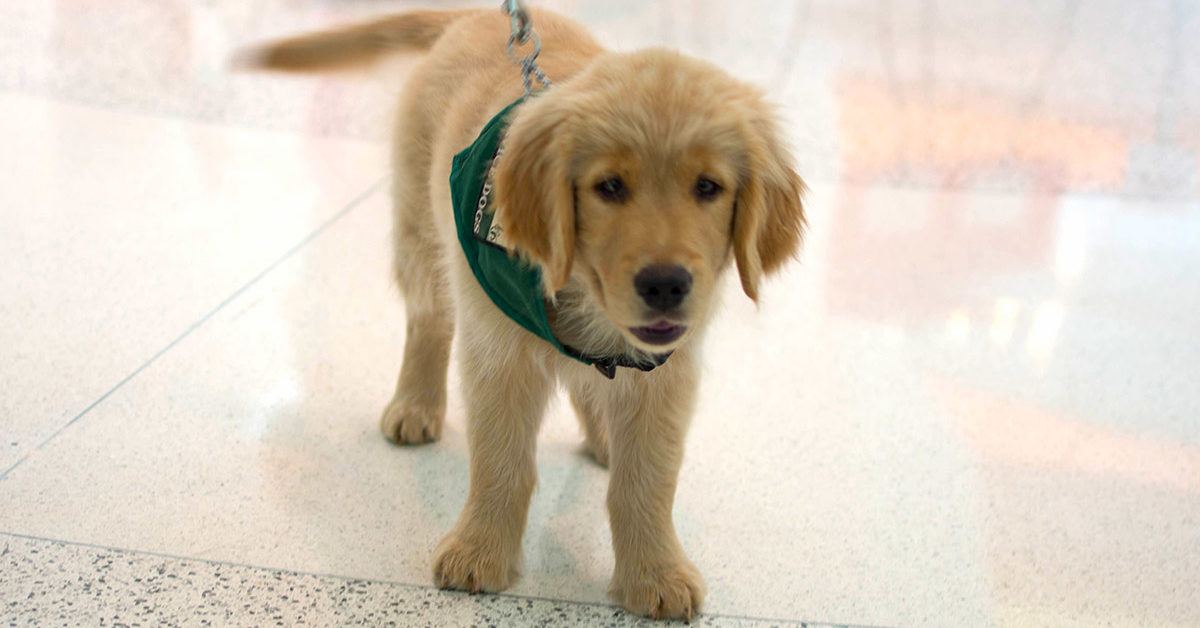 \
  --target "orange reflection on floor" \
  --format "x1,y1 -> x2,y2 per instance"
929,377 -> 1200,494
837,78 -> 1133,188
826,184 -> 1056,327
927,377 -> 1200,626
